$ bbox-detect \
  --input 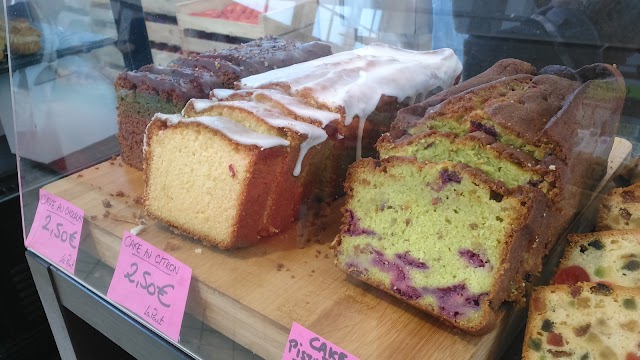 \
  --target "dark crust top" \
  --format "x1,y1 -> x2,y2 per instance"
115,37 -> 332,105
391,59 -> 537,133
115,65 -> 225,104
